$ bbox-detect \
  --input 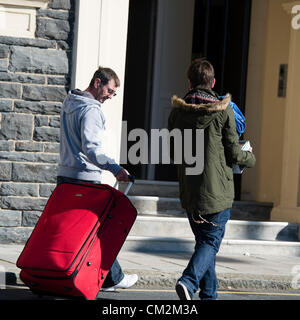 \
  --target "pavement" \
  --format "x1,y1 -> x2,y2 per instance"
1,244 -> 300,293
